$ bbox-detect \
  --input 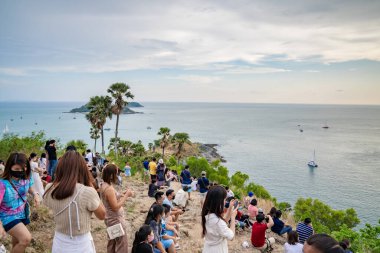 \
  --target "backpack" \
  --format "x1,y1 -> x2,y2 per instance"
157,165 -> 165,181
